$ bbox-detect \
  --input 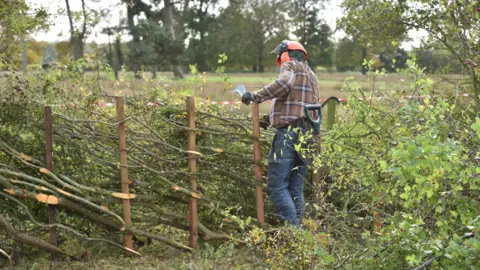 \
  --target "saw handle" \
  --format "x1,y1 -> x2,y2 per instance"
304,105 -> 323,134
304,96 -> 341,134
